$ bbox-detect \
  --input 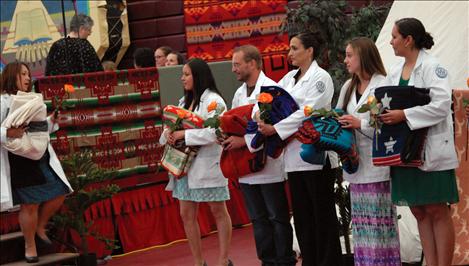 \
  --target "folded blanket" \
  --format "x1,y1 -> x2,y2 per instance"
372,86 -> 430,167
1,91 -> 49,160
248,86 -> 299,158
219,104 -> 265,180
